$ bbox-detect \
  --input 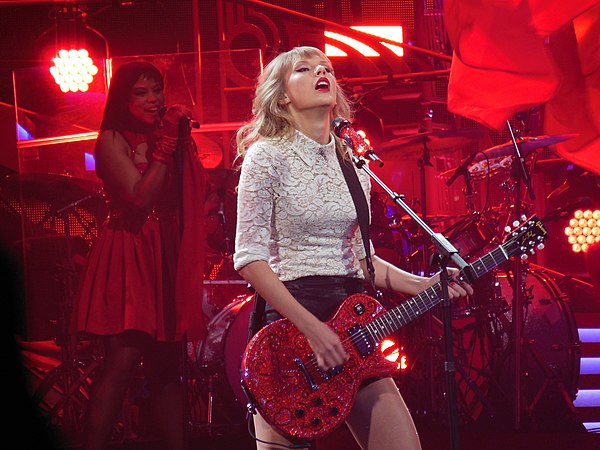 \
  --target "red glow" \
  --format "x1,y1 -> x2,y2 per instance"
381,339 -> 408,370
325,26 -> 404,58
